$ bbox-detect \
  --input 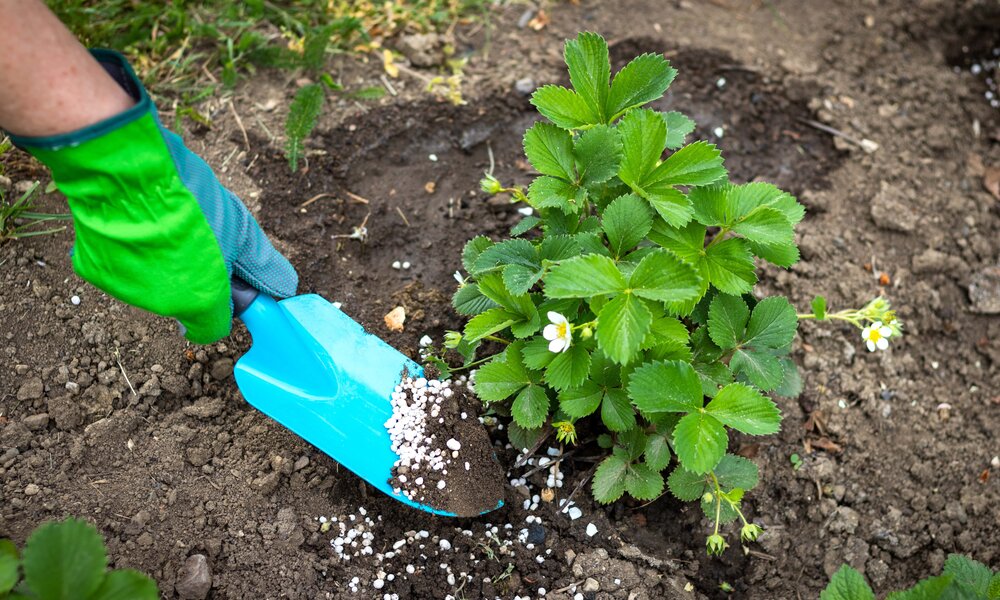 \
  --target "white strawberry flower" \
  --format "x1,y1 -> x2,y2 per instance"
542,311 -> 572,353
861,321 -> 892,352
